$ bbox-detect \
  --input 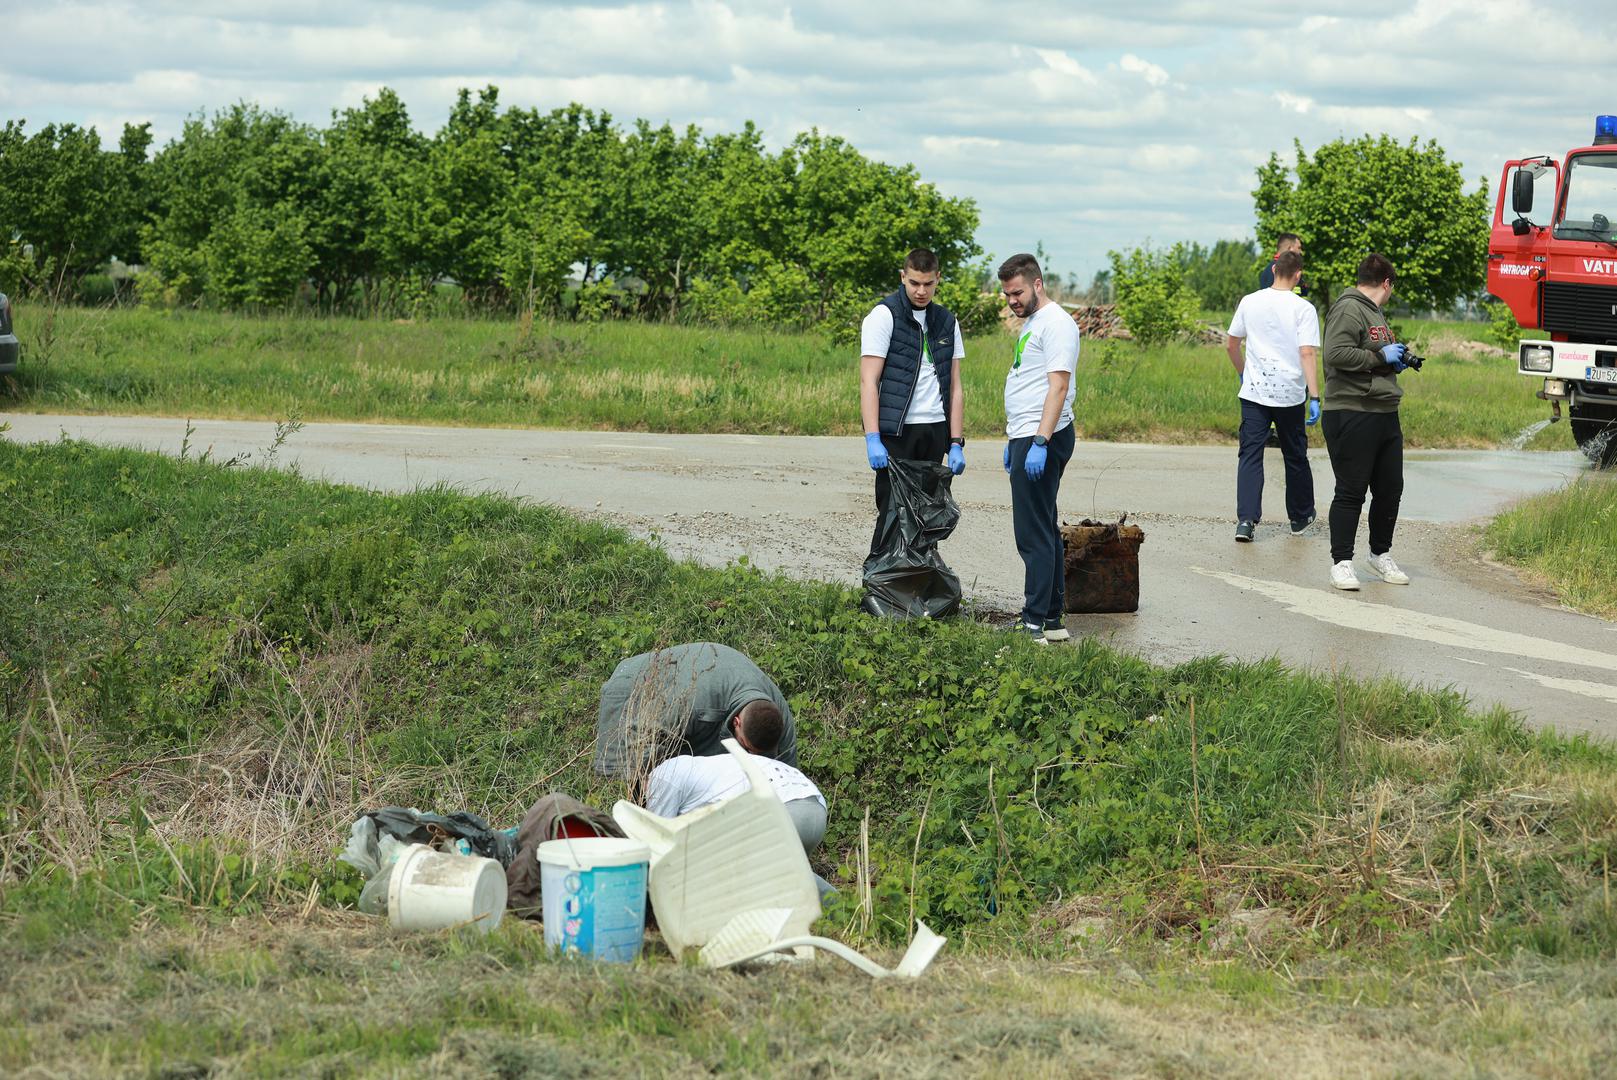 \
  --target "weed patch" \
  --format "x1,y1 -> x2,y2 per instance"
0,437 -> 1613,1073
